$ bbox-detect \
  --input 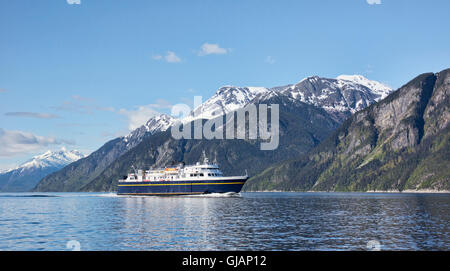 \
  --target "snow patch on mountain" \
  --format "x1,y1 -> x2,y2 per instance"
337,74 -> 392,100
123,113 -> 176,144
4,149 -> 85,174
182,86 -> 270,122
